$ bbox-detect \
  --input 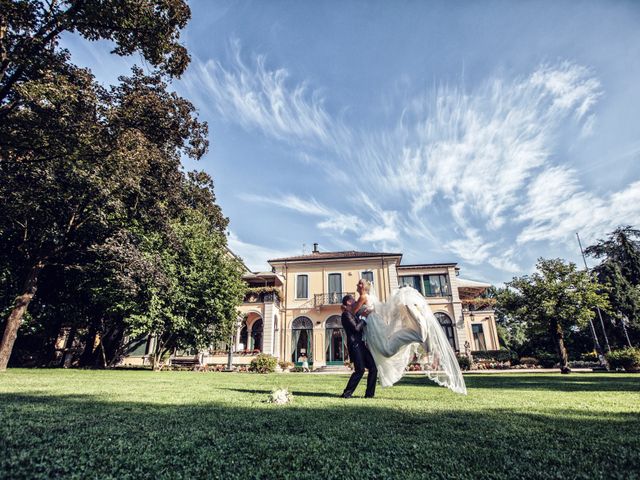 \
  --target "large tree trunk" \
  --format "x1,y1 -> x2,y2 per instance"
0,262 -> 44,371
78,323 -> 99,367
550,318 -> 571,374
